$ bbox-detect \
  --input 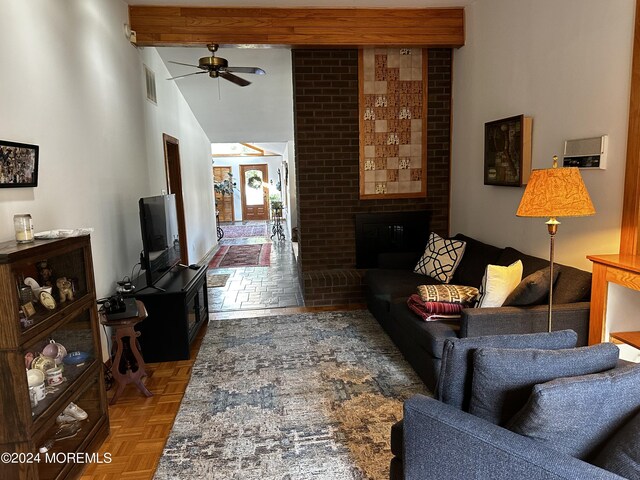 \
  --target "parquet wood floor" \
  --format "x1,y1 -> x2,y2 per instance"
80,305 -> 364,480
